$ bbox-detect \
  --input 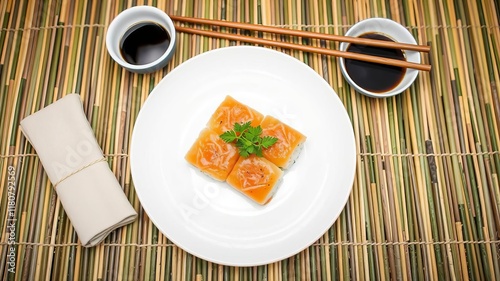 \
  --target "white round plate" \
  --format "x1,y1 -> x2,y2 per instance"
130,46 -> 356,266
